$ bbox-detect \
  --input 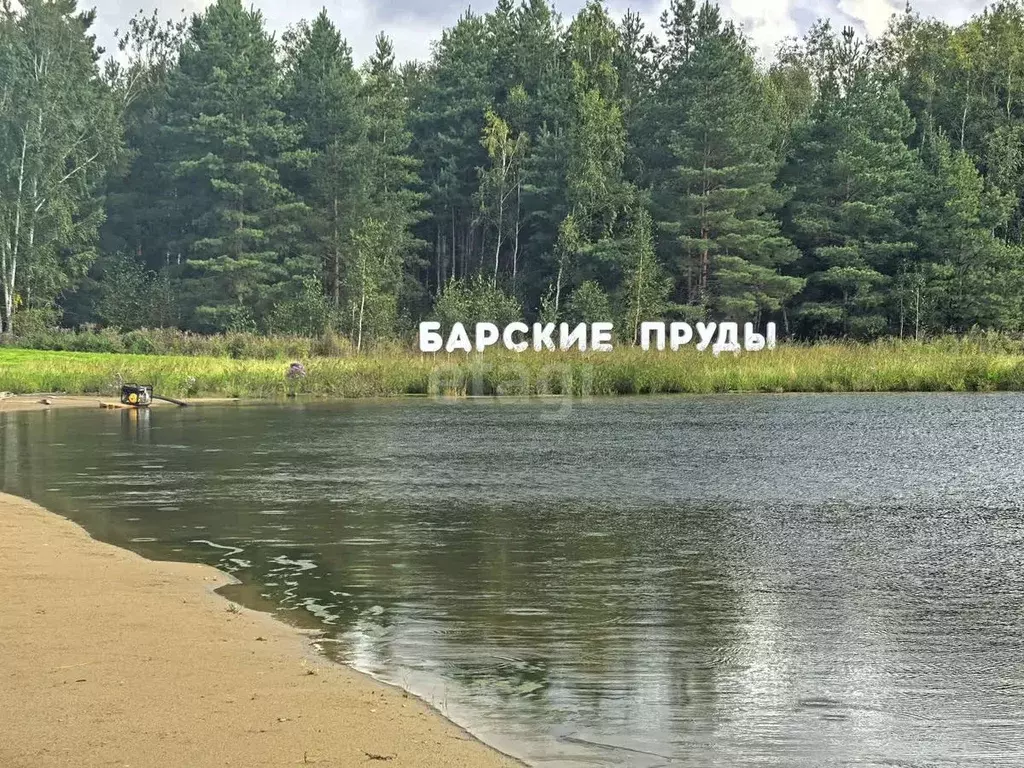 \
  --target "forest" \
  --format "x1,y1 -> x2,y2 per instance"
4,0 -> 1024,348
